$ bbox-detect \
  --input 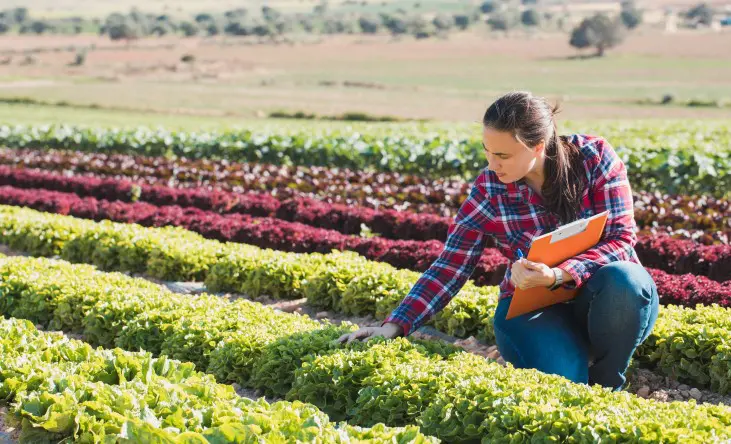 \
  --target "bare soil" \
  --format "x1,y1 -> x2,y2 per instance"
0,407 -> 19,444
